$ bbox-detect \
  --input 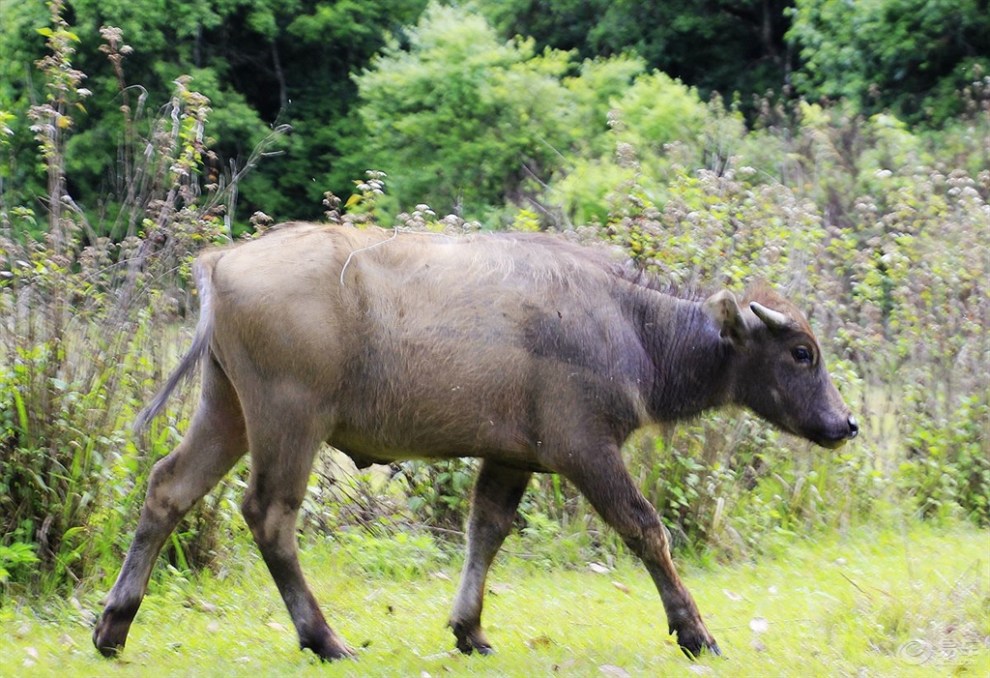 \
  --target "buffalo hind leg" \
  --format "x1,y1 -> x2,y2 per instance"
450,460 -> 532,655
559,447 -> 720,658
93,359 -> 247,657
241,421 -> 354,660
